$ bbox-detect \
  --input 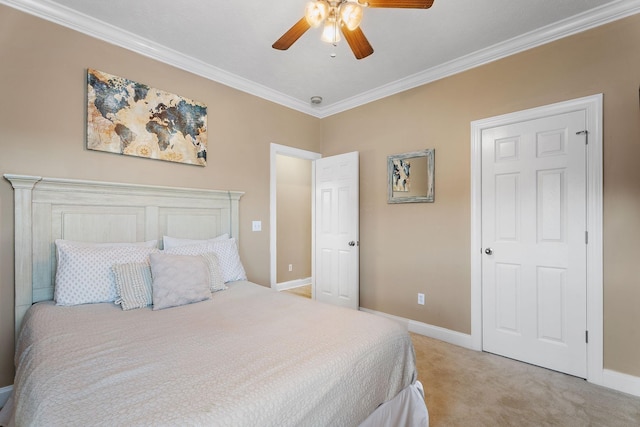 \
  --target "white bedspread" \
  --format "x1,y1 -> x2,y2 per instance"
5,281 -> 422,426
